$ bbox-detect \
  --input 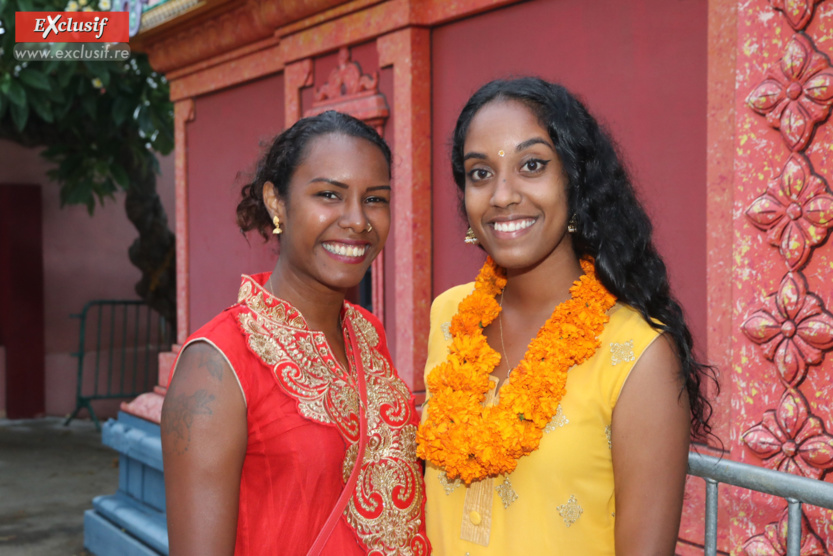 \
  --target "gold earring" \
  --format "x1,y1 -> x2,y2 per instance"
465,227 -> 479,245
567,215 -> 577,233
272,215 -> 283,235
